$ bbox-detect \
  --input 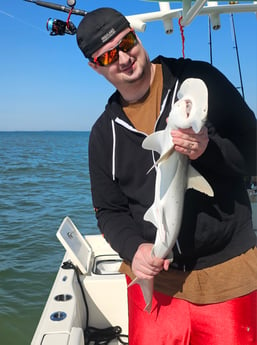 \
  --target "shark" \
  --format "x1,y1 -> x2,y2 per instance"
129,78 -> 214,312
